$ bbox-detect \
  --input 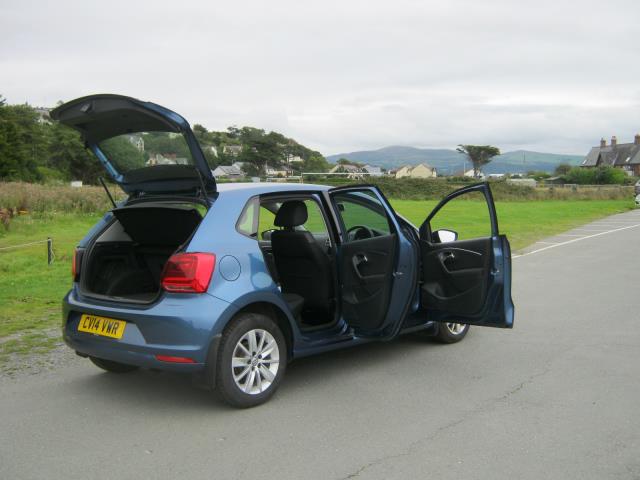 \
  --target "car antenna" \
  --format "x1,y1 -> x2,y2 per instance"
195,168 -> 211,207
99,177 -> 117,208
